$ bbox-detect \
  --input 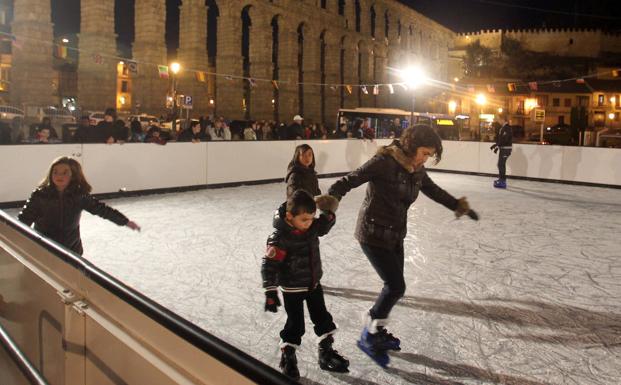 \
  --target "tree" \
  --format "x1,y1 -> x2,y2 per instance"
462,40 -> 494,78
